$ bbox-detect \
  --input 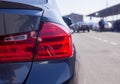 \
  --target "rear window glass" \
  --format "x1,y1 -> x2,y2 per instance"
0,14 -> 40,35
3,0 -> 47,5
